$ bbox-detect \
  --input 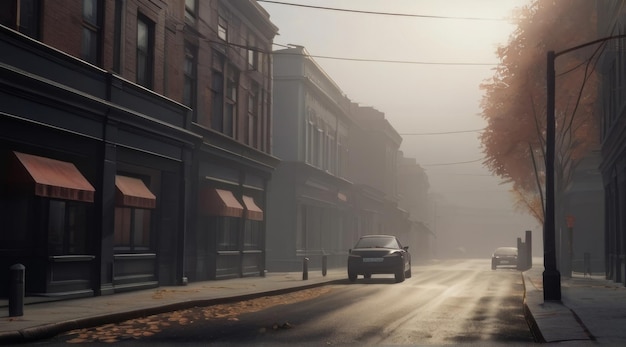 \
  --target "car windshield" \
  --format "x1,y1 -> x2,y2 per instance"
354,236 -> 399,249
495,247 -> 518,256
